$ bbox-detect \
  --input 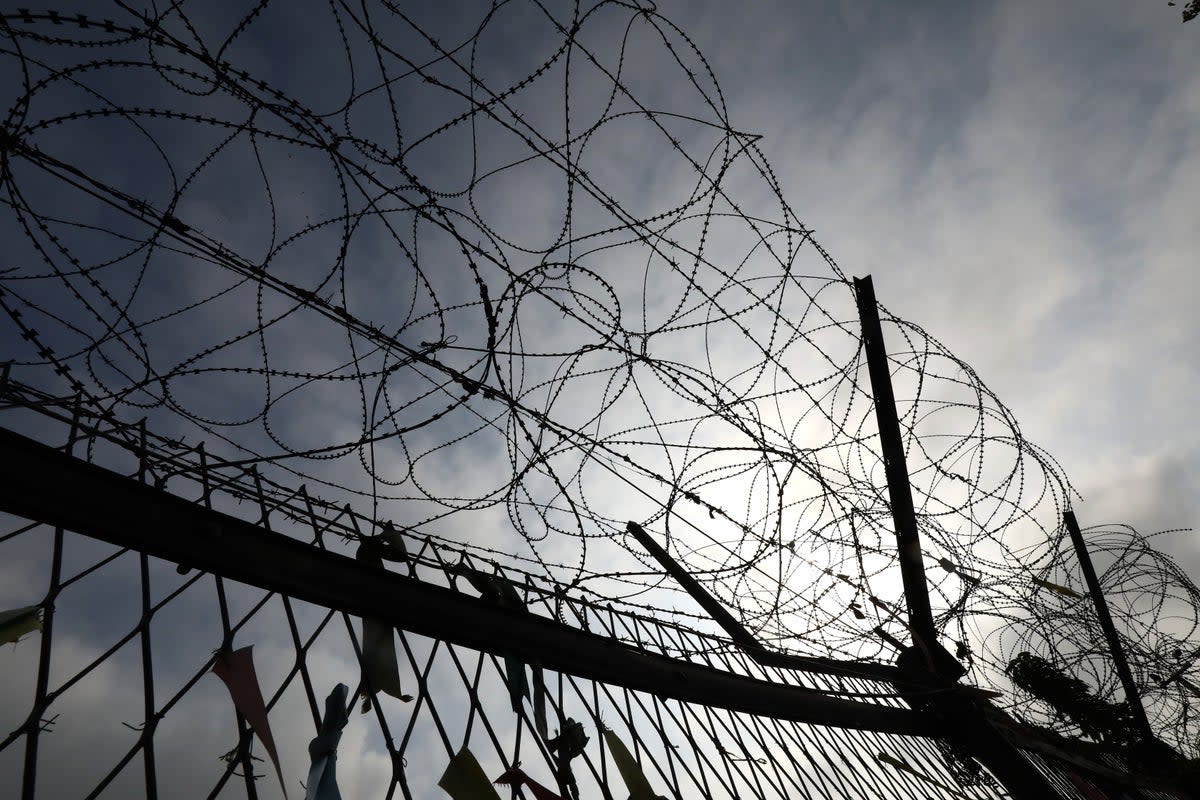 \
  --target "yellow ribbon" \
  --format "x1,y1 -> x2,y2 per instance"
603,728 -> 663,800
0,605 -> 42,645
438,748 -> 501,800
